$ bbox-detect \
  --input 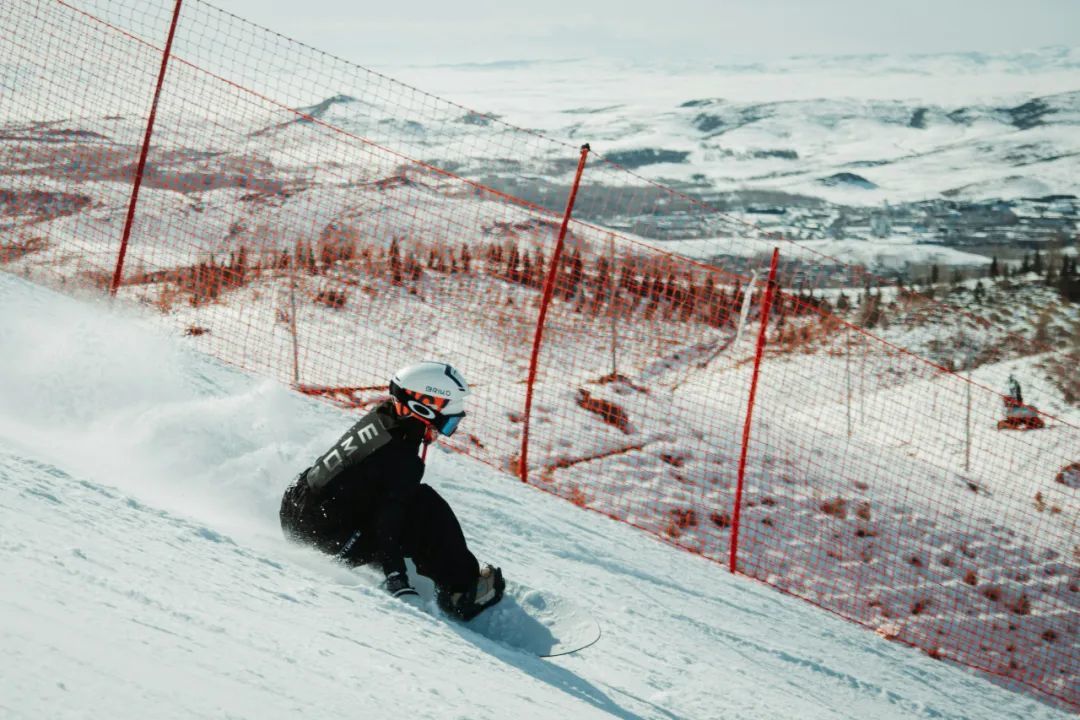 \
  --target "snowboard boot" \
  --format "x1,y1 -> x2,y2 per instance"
438,564 -> 505,620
